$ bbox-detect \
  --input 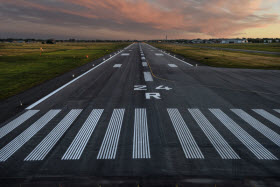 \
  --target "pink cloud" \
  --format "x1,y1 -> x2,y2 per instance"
0,0 -> 279,39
